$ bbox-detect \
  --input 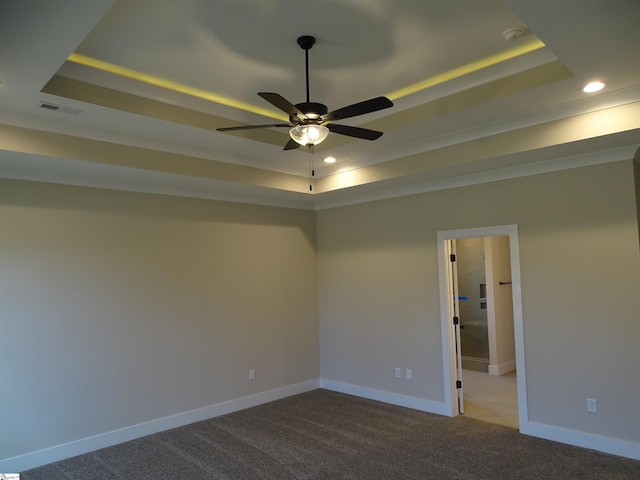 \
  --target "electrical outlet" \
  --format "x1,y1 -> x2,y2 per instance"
405,368 -> 412,380
395,368 -> 401,378
249,369 -> 255,381
587,398 -> 597,413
